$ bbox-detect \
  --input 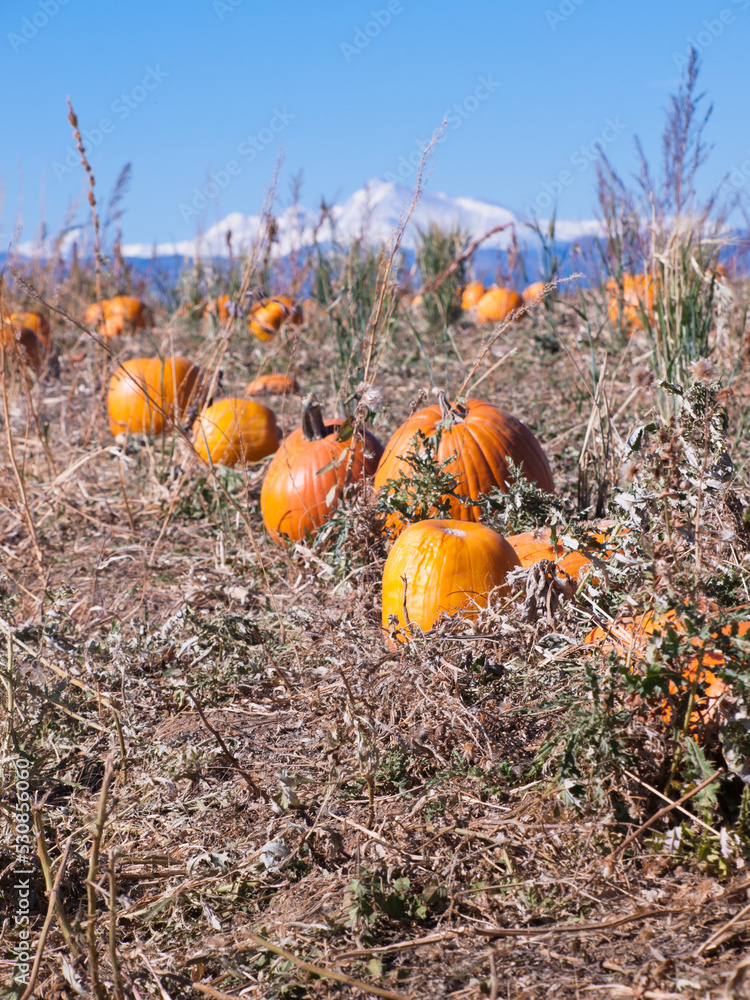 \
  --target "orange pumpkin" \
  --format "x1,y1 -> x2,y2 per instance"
108,356 -> 203,436
101,314 -> 126,339
260,398 -> 383,544
192,398 -> 279,467
10,311 -> 50,346
584,611 -> 749,729
248,297 -> 301,342
85,296 -> 152,332
522,282 -> 546,304
274,295 -> 303,324
84,301 -> 106,326
461,281 -> 486,310
0,322 -> 45,373
382,519 -> 520,641
244,373 -> 300,396
374,394 -> 554,526
606,274 -> 654,332
212,294 -> 232,321
107,296 -> 152,328
475,287 -> 524,323
506,528 -> 591,580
